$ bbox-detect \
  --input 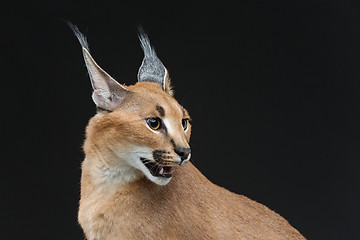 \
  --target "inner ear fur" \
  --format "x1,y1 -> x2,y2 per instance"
70,23 -> 173,110
82,48 -> 130,111
69,22 -> 130,111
